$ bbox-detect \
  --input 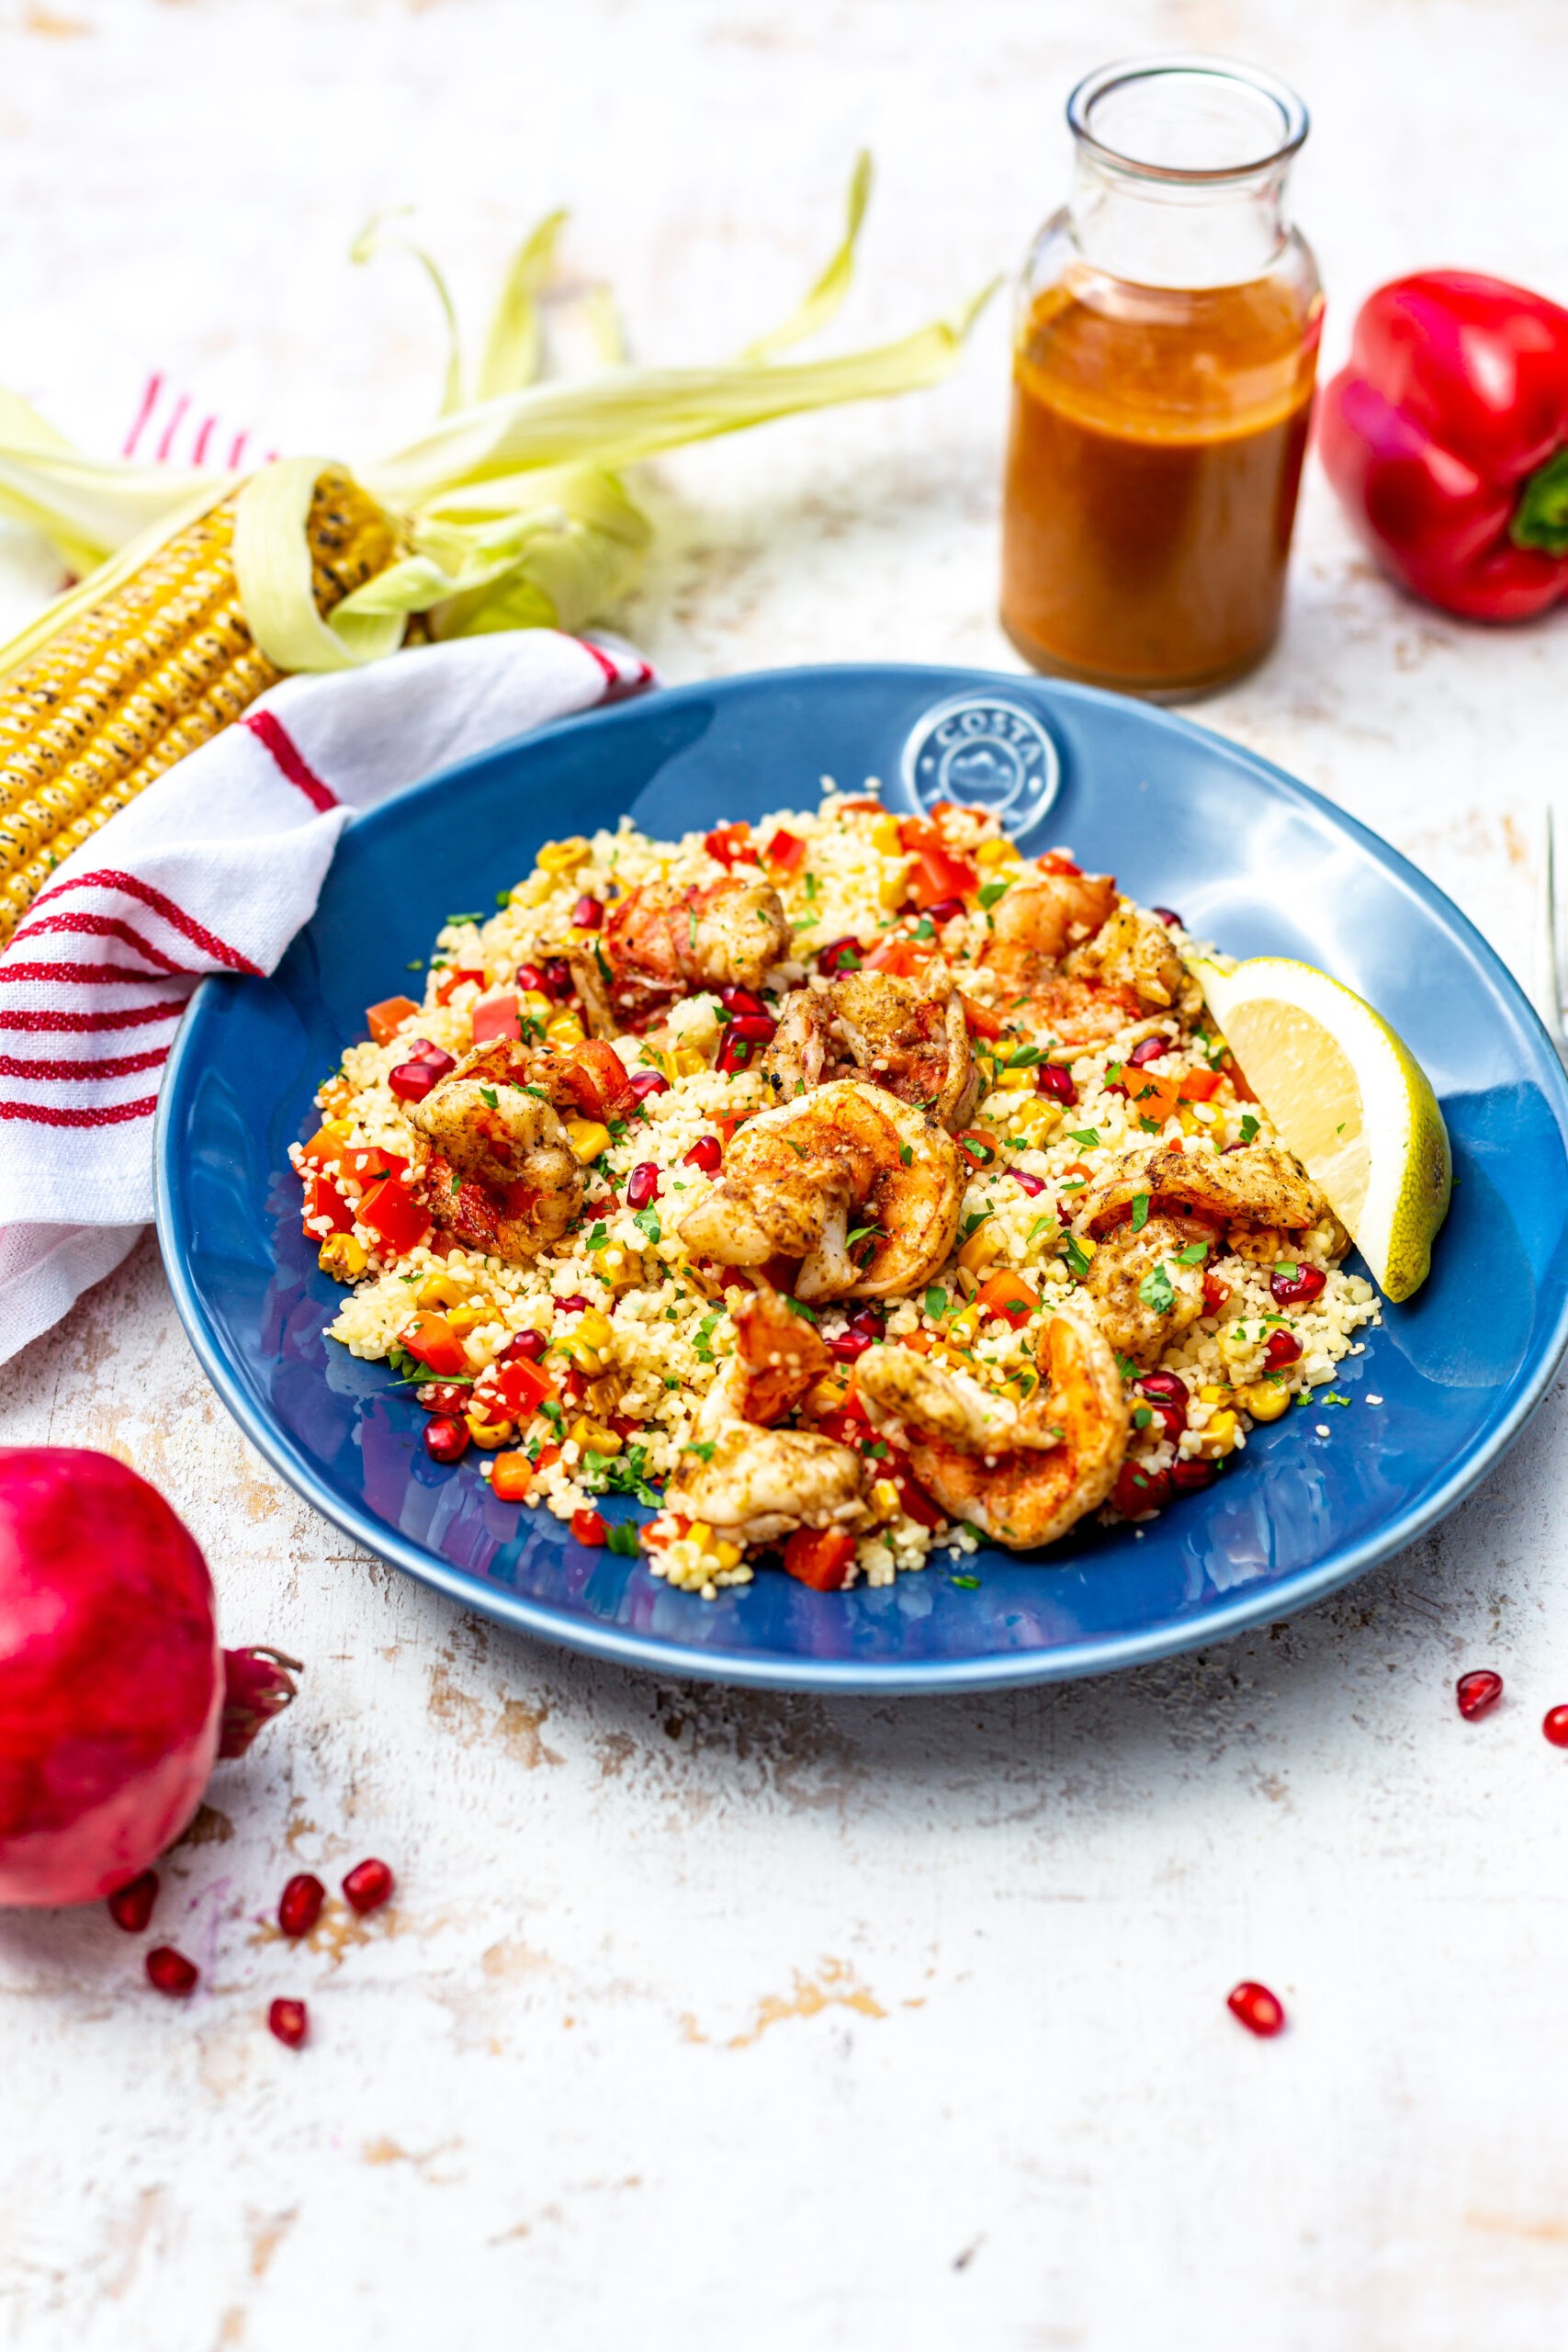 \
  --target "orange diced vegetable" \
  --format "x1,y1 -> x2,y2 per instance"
976,1269 -> 1038,1328
399,1311 -> 468,1377
705,821 -> 756,868
367,995 -> 420,1046
491,1357 -> 554,1419
863,936 -> 933,978
958,992 -> 1004,1041
491,1451 -> 537,1503
1039,851 -> 1083,877
1178,1067 -> 1223,1102
570,1507 -> 608,1547
784,1526 -> 857,1591
907,843 -> 976,910
763,827 -> 807,877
